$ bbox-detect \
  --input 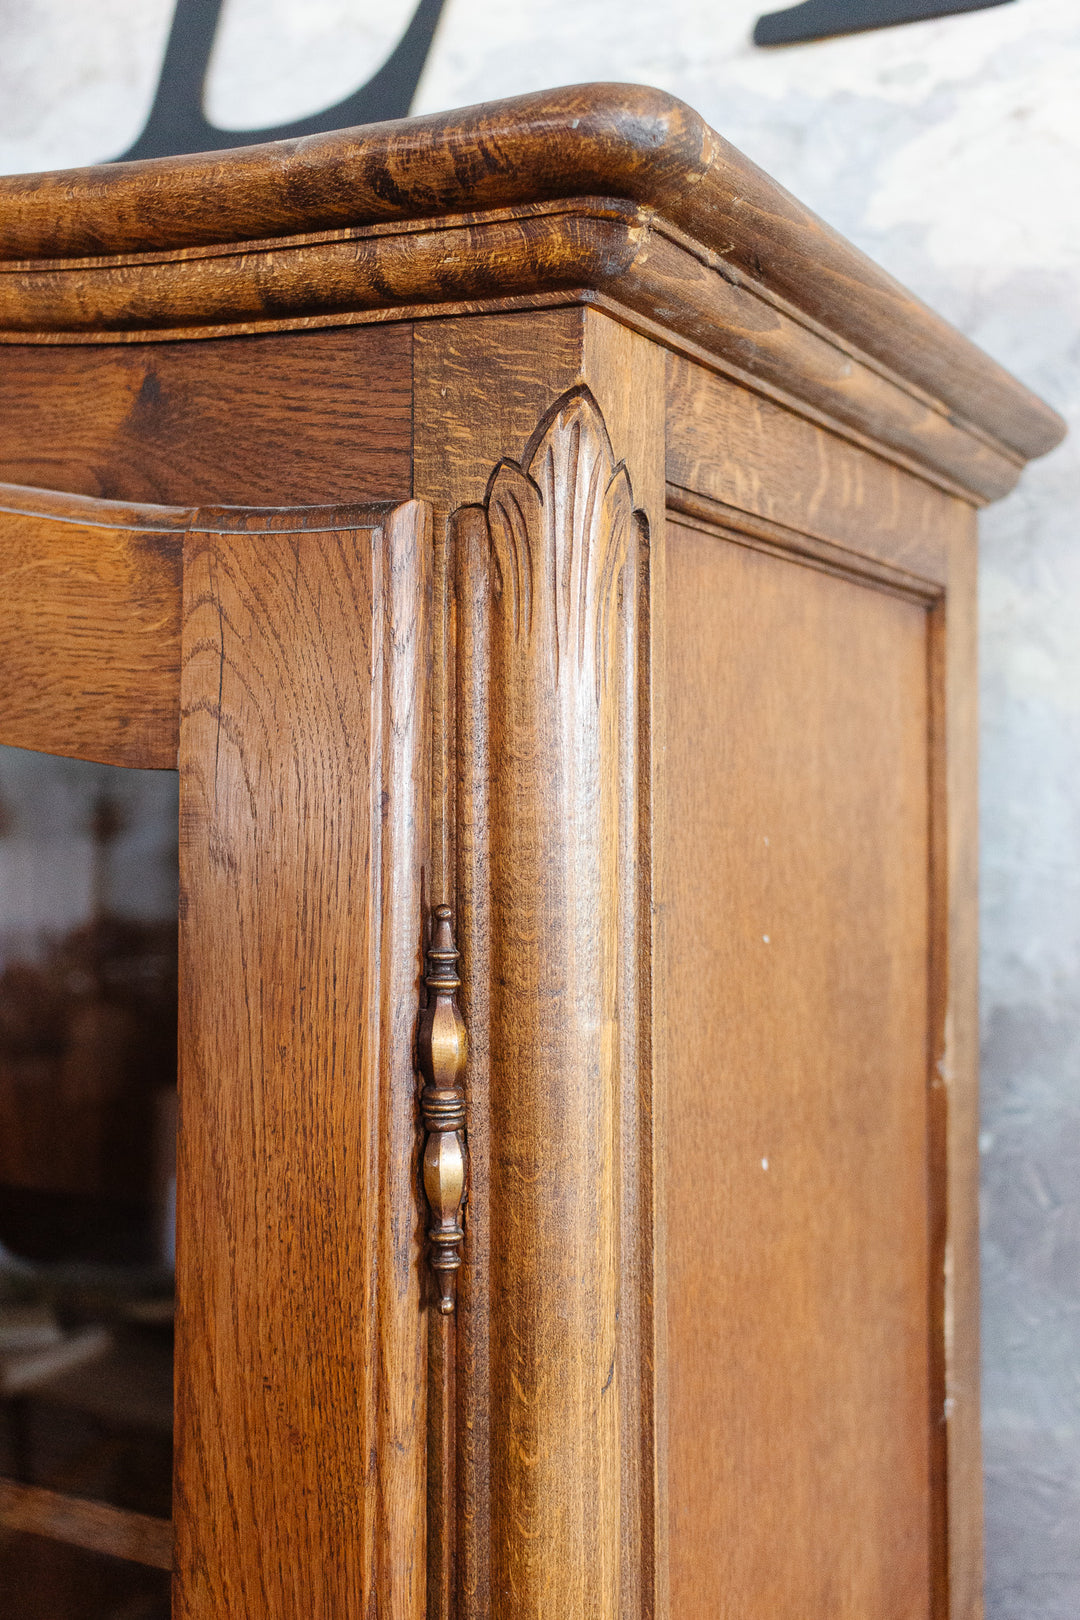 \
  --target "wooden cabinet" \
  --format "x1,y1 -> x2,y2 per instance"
0,84 -> 1064,1620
